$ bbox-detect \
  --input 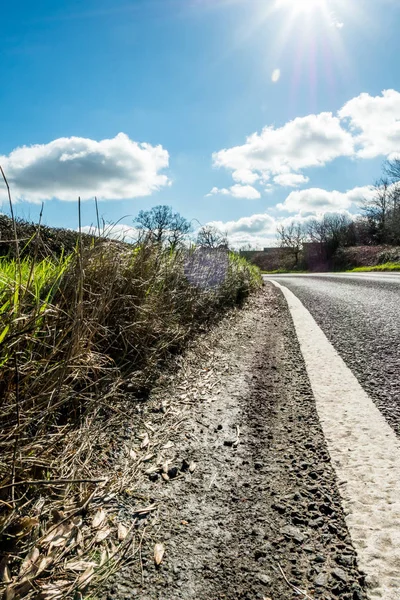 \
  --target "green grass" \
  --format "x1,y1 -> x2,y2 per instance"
346,262 -> 400,272
261,268 -> 307,275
